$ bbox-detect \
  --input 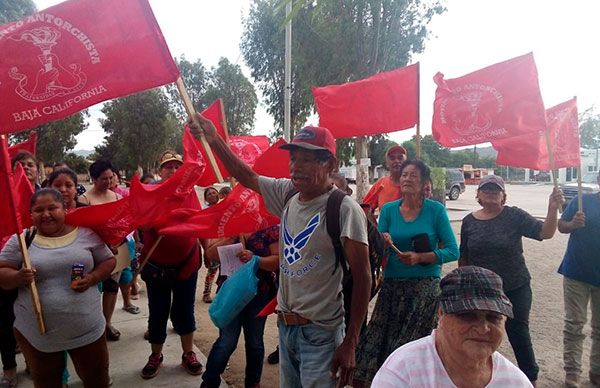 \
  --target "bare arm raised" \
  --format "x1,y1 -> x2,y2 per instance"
189,114 -> 261,194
